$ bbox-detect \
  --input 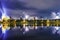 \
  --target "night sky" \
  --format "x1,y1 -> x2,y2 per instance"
0,0 -> 60,40
0,0 -> 60,18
